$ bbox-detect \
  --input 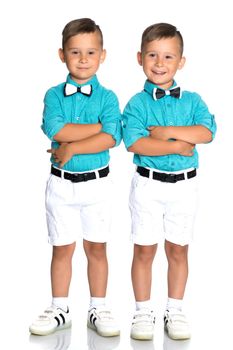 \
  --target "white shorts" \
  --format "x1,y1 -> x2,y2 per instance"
129,170 -> 199,246
45,170 -> 113,246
